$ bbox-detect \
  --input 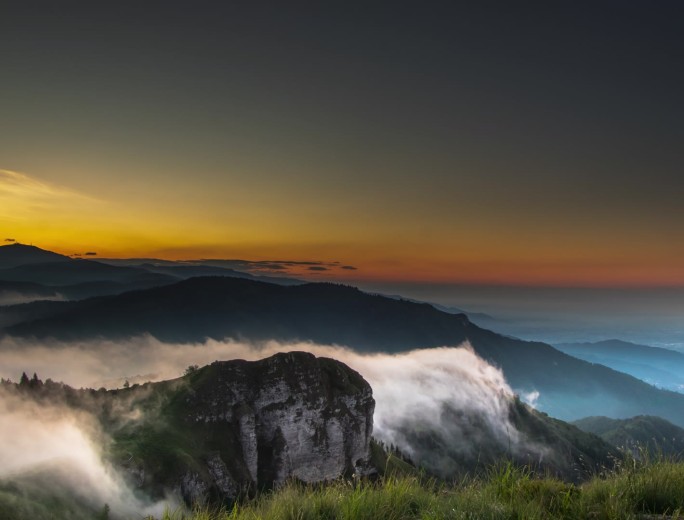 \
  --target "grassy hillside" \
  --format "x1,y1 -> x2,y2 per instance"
5,454 -> 684,519
160,458 -> 684,520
